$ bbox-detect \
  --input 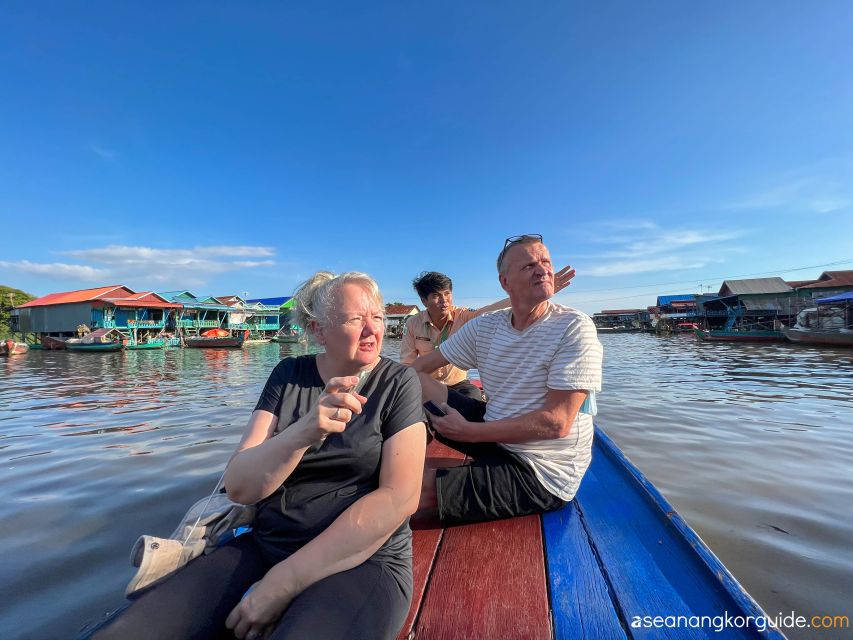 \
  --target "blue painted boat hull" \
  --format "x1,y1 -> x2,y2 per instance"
543,426 -> 786,639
